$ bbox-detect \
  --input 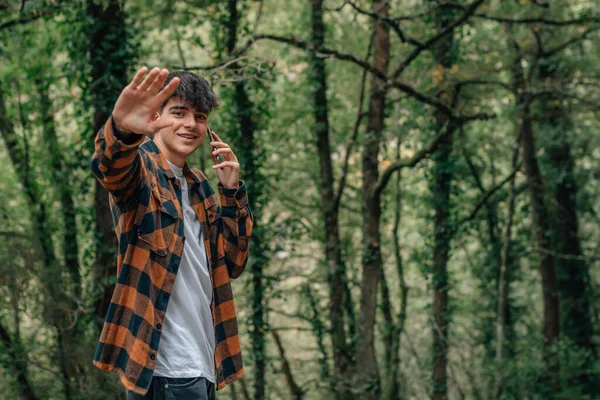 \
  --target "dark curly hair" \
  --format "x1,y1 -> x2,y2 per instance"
160,71 -> 219,115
